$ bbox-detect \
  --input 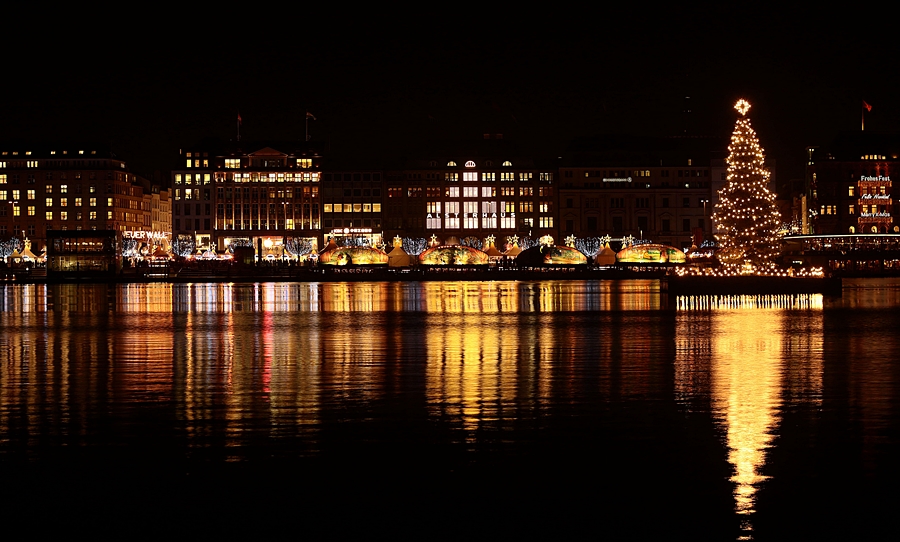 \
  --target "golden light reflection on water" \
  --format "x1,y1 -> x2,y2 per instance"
675,294 -> 825,540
